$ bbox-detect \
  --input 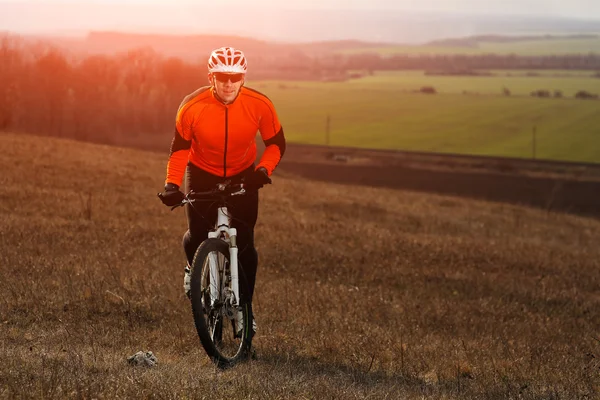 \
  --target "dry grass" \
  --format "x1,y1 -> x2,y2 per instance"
1,131 -> 599,399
